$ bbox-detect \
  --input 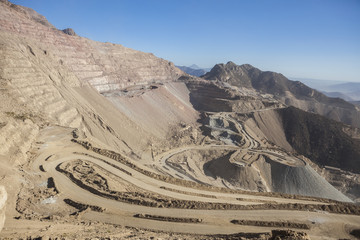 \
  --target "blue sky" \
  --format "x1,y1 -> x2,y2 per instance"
11,0 -> 360,82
